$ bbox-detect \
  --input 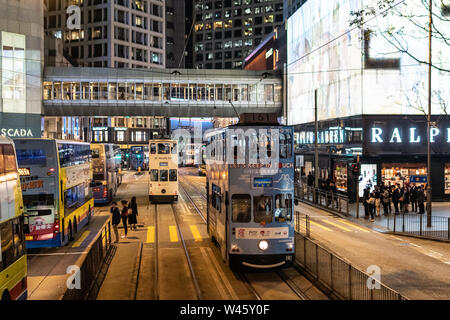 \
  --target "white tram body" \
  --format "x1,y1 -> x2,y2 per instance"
206,114 -> 295,270
148,139 -> 178,203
